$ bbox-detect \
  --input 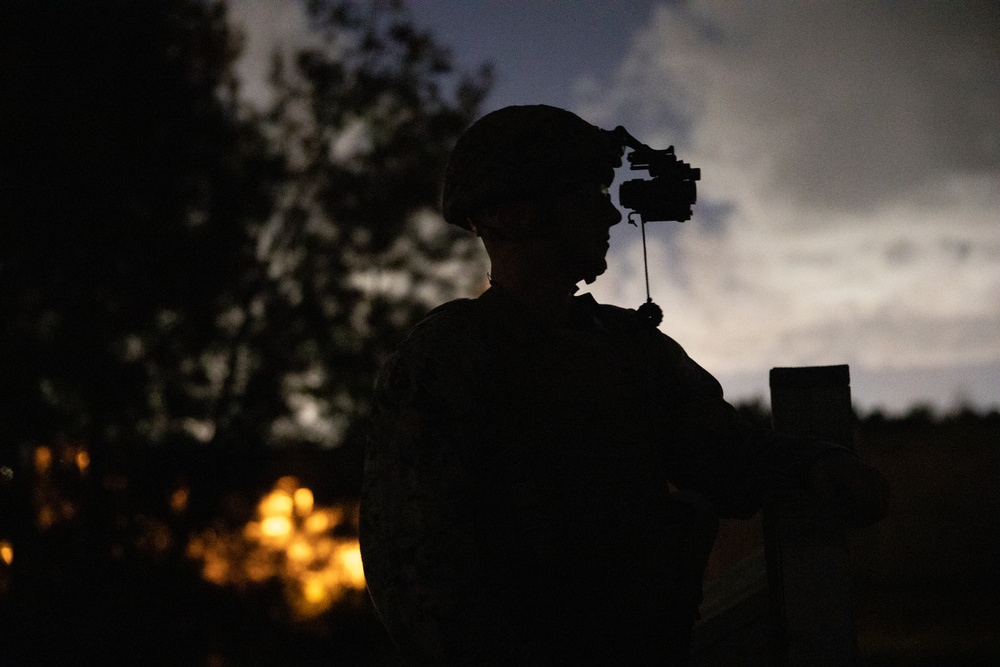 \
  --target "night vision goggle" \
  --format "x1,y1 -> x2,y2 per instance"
603,126 -> 701,225
601,127 -> 701,325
